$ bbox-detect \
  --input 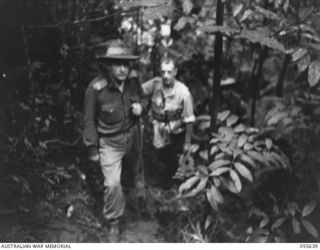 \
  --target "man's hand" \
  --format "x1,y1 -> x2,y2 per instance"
131,103 -> 143,116
89,154 -> 99,163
